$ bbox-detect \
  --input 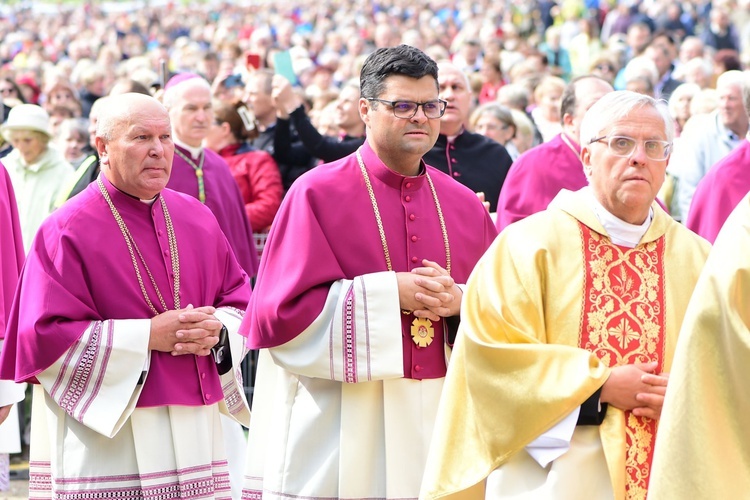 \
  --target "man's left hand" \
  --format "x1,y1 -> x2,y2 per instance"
632,372 -> 669,420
